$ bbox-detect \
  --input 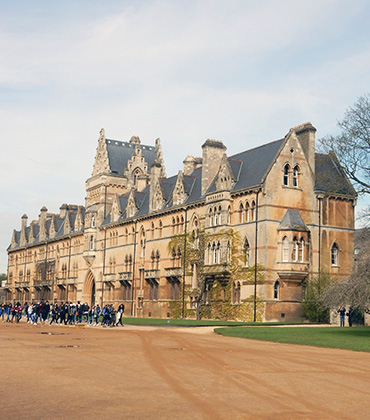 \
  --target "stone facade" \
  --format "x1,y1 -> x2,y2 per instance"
5,123 -> 357,321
